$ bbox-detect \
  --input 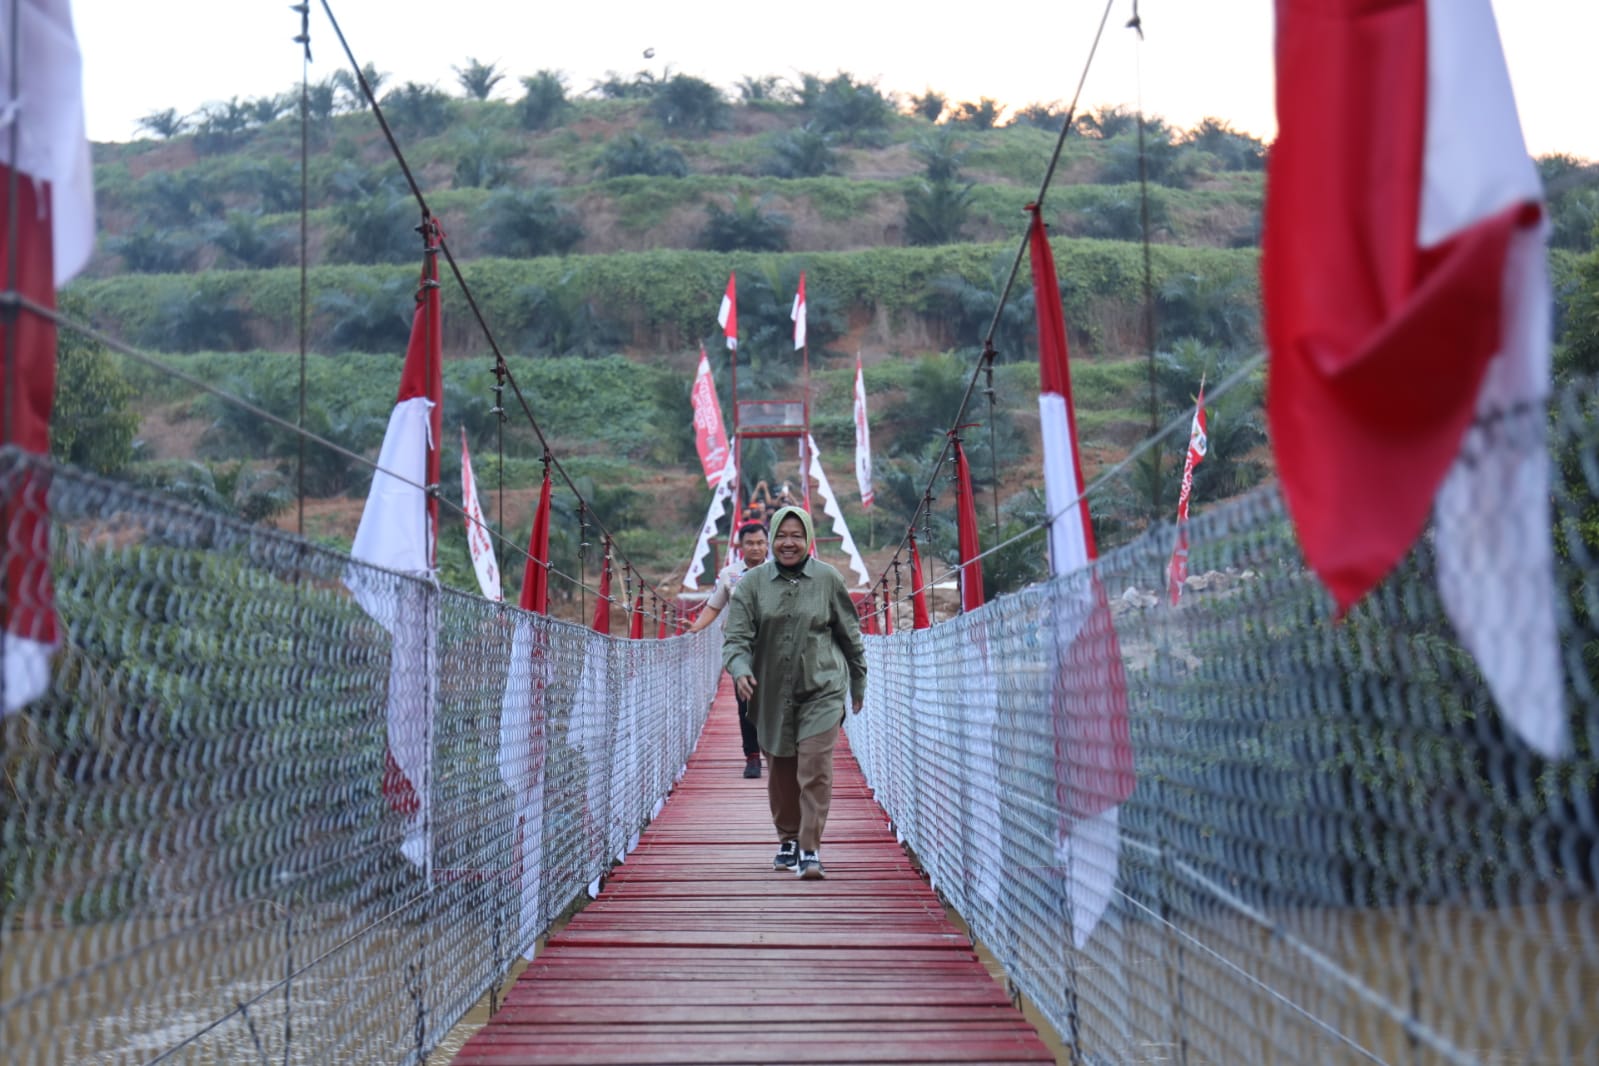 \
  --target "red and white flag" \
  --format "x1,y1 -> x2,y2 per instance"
500,464 -> 553,958
1166,386 -> 1208,605
345,226 -> 443,870
1264,0 -> 1565,757
460,429 -> 502,602
591,542 -> 613,634
908,531 -> 931,631
791,271 -> 807,350
1030,205 -> 1134,947
717,272 -> 738,351
953,437 -> 984,613
1,0 -> 95,717
853,354 -> 874,509
690,345 -> 730,487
